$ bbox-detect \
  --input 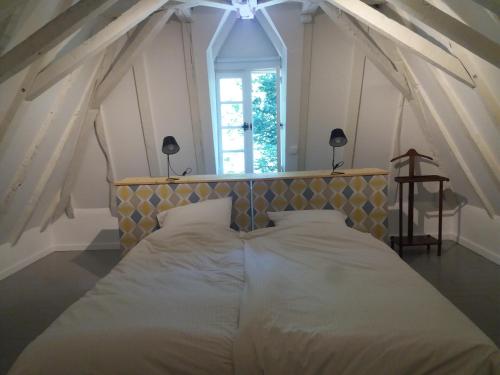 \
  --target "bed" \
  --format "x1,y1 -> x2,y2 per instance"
8,170 -> 500,374
234,213 -> 500,374
8,222 -> 245,375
